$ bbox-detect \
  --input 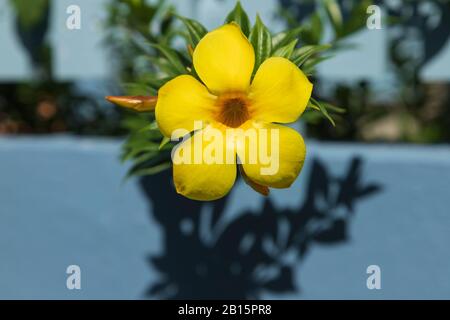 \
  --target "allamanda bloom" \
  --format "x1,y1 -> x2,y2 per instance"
155,23 -> 313,201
